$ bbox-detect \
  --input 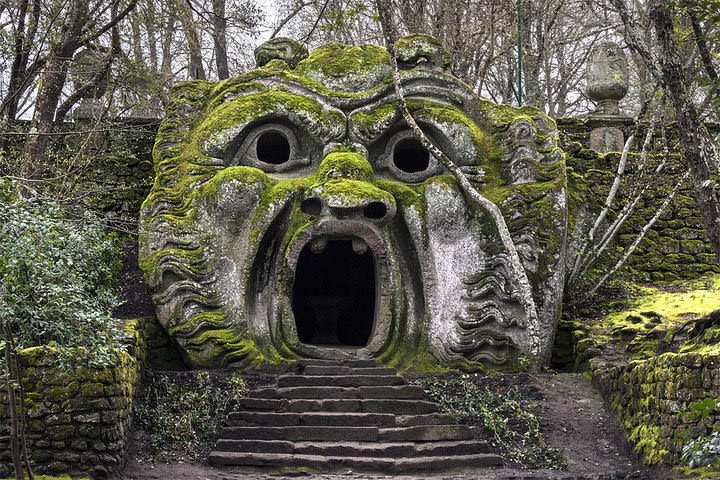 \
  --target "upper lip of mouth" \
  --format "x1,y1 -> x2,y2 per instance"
286,219 -> 386,271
